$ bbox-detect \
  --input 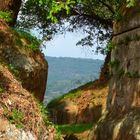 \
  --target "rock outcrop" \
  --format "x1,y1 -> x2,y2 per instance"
0,20 -> 59,140
48,80 -> 108,125
0,20 -> 48,102
0,117 -> 36,140
89,3 -> 140,140
0,63 -> 48,139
